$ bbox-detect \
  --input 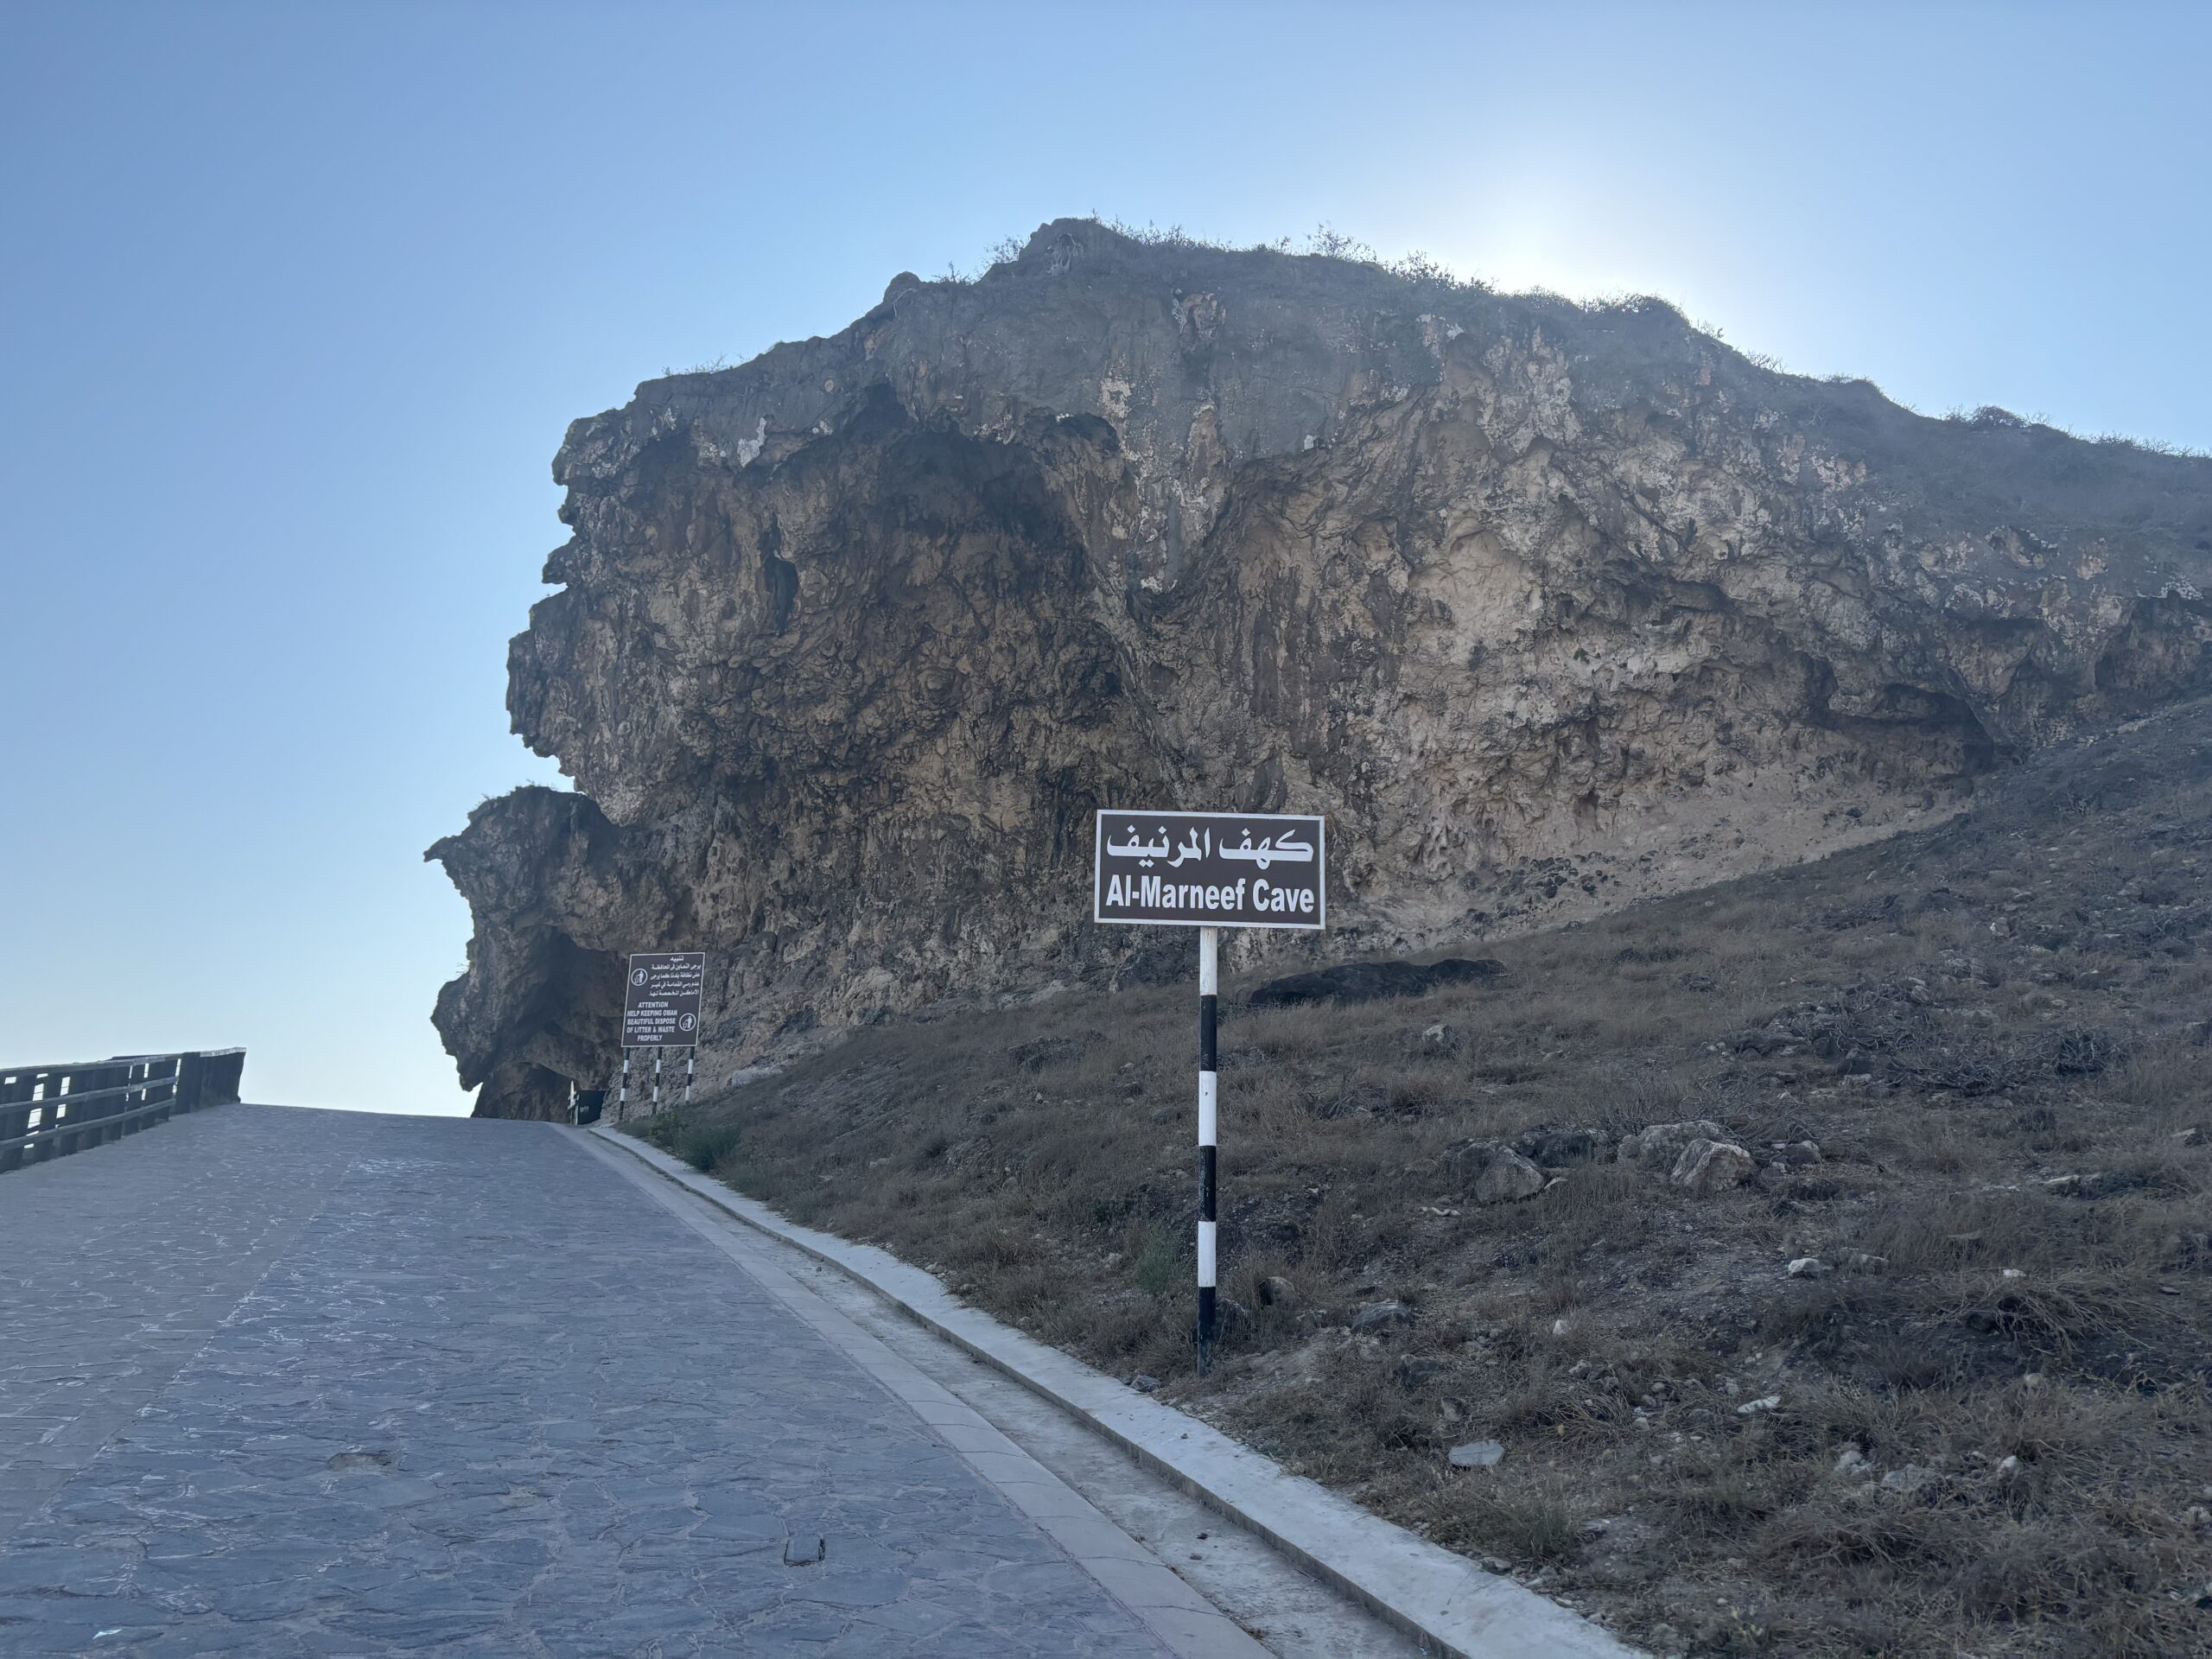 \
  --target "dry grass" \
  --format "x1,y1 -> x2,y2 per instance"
639,702 -> 2212,1657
